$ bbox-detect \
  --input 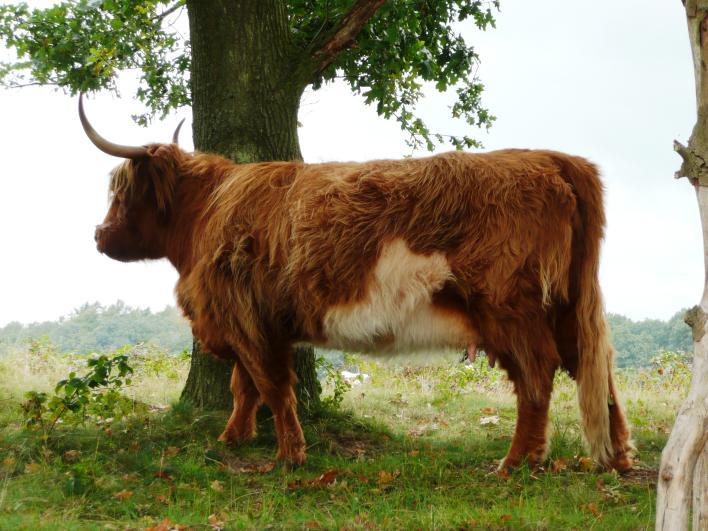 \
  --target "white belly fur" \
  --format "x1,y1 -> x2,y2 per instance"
321,238 -> 478,354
